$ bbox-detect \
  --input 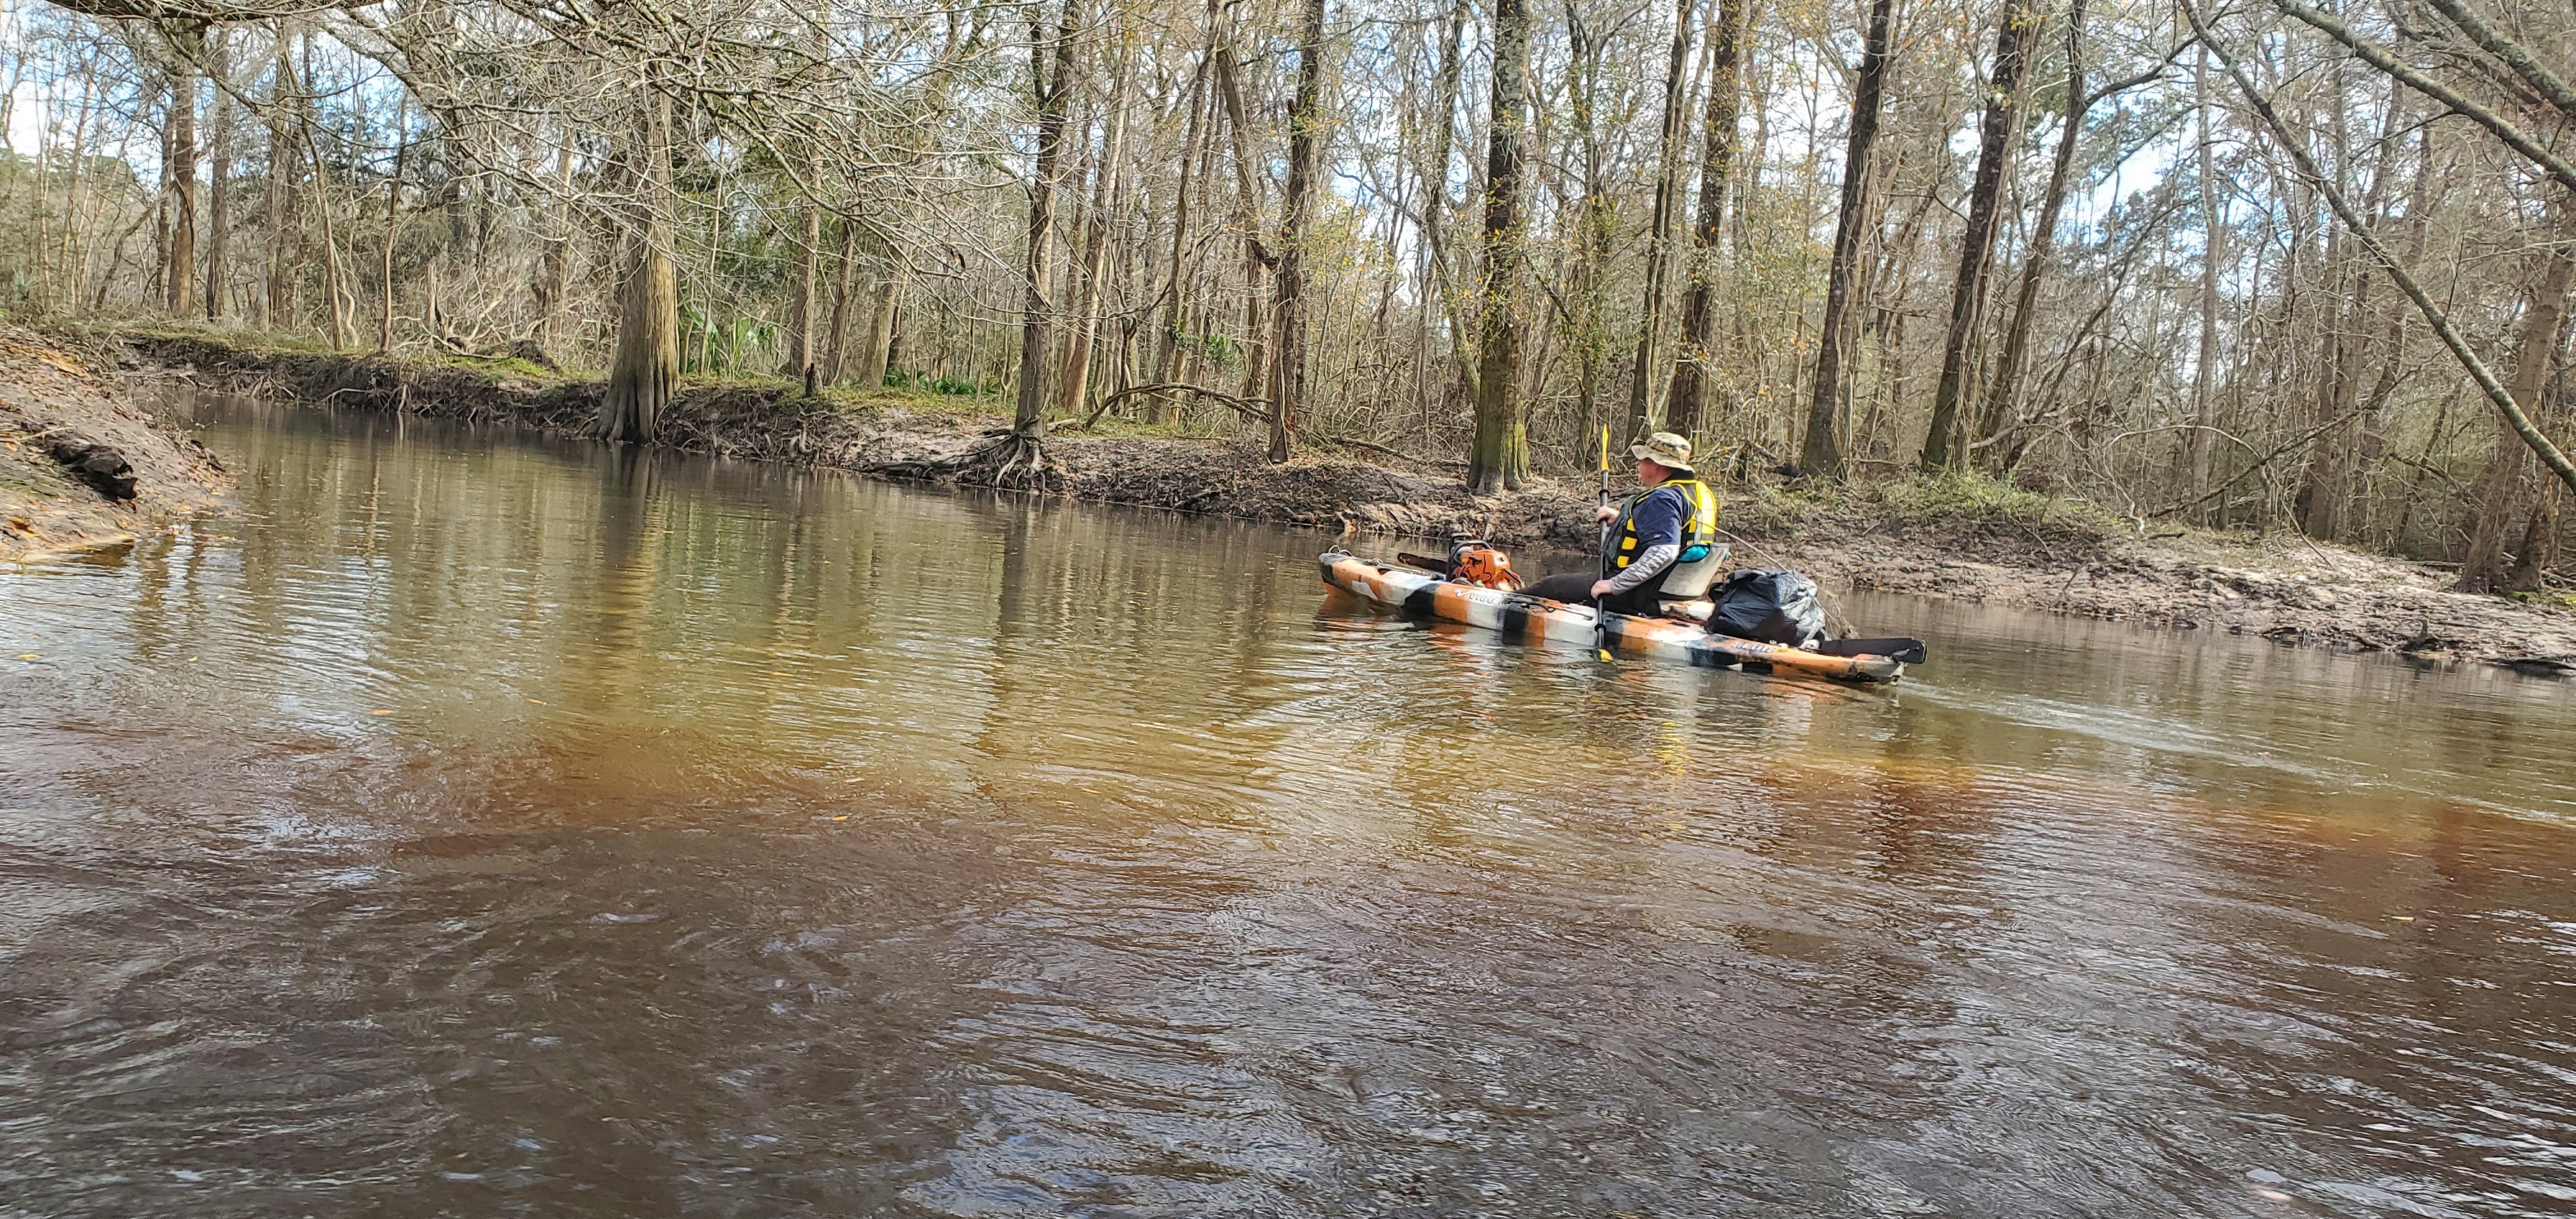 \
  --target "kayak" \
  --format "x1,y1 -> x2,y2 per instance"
1318,551 -> 1912,683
